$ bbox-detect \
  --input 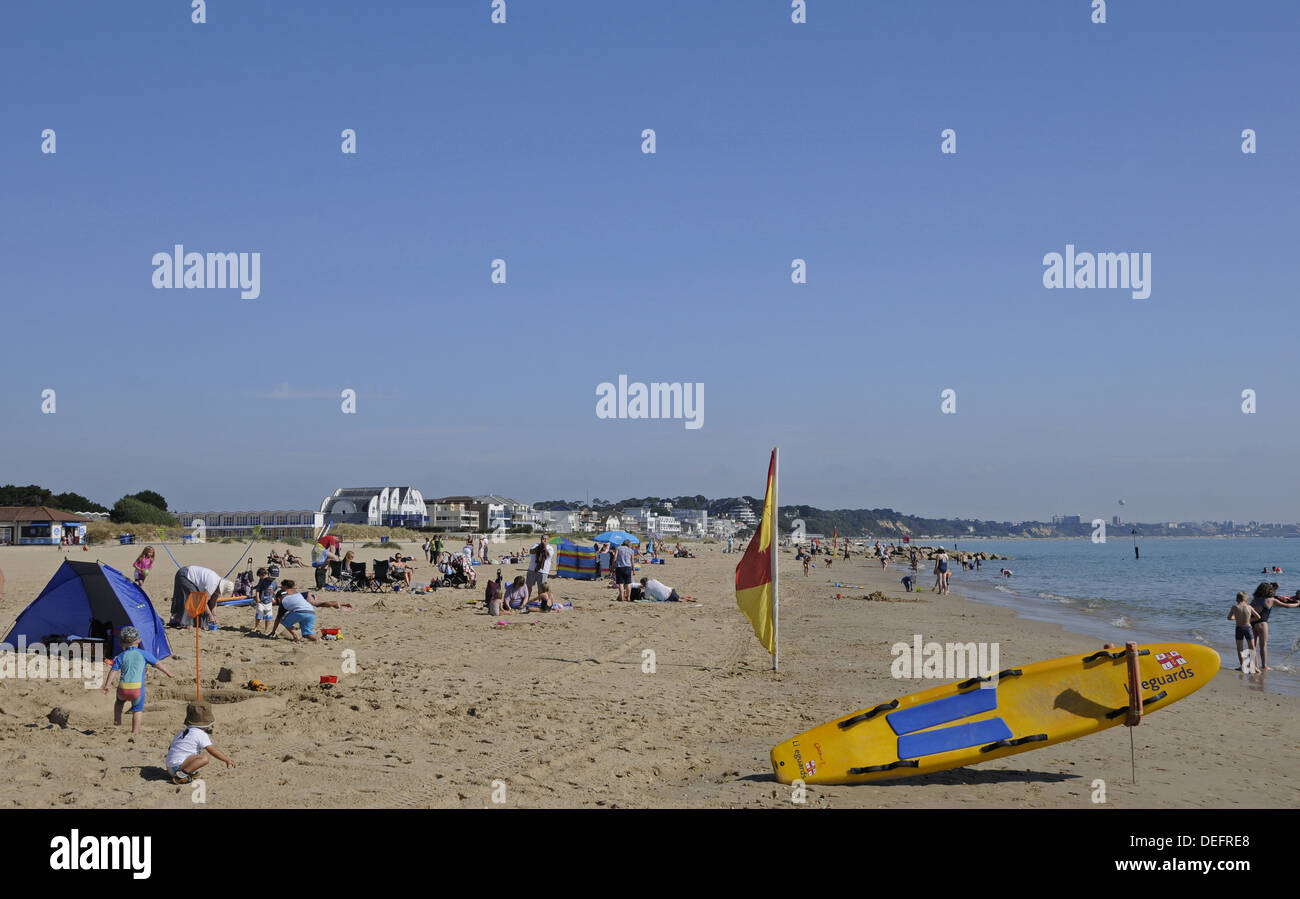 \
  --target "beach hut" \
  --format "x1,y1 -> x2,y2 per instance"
3,561 -> 171,659
553,538 -> 598,580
